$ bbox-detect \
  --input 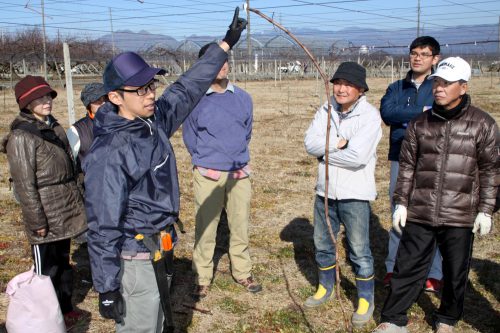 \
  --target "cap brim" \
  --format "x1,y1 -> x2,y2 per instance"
18,86 -> 57,110
124,67 -> 166,87
428,72 -> 462,82
329,74 -> 369,91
